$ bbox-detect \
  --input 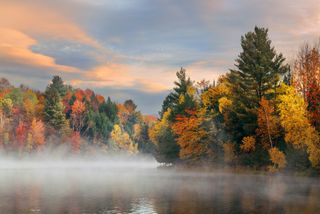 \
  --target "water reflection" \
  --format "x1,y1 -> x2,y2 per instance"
0,166 -> 319,213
